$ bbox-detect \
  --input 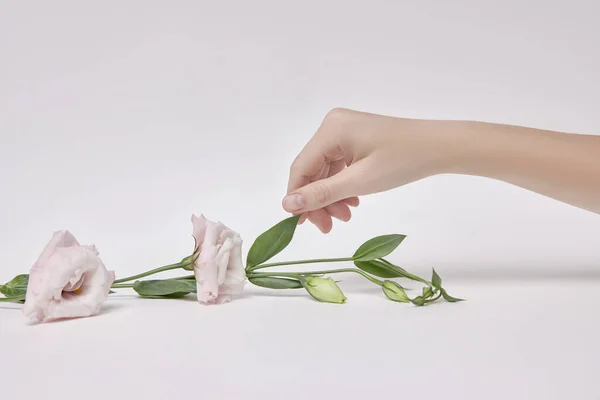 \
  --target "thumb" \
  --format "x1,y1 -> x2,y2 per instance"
282,166 -> 358,213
